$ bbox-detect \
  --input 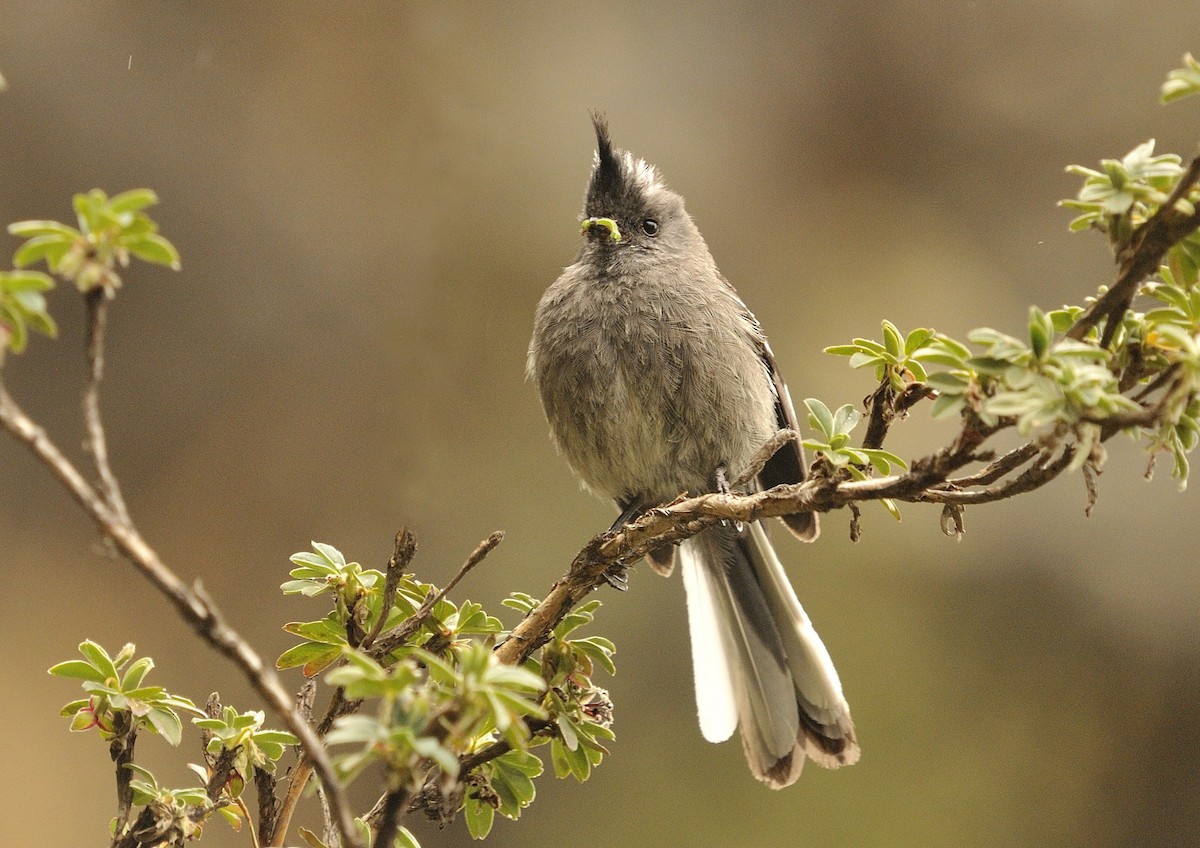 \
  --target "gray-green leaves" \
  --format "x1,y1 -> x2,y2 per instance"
1162,52 -> 1200,104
